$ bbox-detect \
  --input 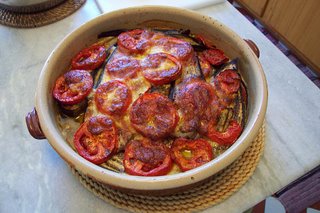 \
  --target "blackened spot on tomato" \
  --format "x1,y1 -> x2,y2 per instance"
88,116 -> 113,135
134,146 -> 166,167
64,71 -> 84,84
